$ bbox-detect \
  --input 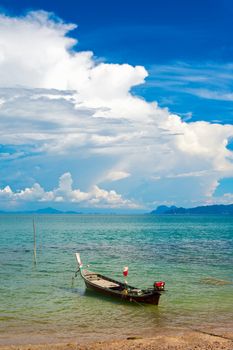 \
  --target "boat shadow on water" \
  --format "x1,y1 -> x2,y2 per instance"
61,285 -> 161,308
76,288 -> 169,326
